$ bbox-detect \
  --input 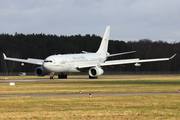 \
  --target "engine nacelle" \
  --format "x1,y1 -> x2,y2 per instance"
35,66 -> 49,76
89,67 -> 104,77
